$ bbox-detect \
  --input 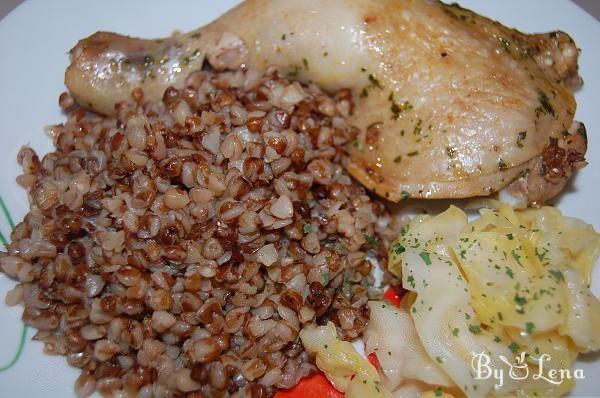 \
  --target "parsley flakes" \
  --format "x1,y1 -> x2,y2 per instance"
393,243 -> 405,255
468,324 -> 482,334
419,252 -> 432,266
365,234 -> 381,247
514,293 -> 528,306
549,269 -> 564,282
525,321 -> 535,335
516,131 -> 527,147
